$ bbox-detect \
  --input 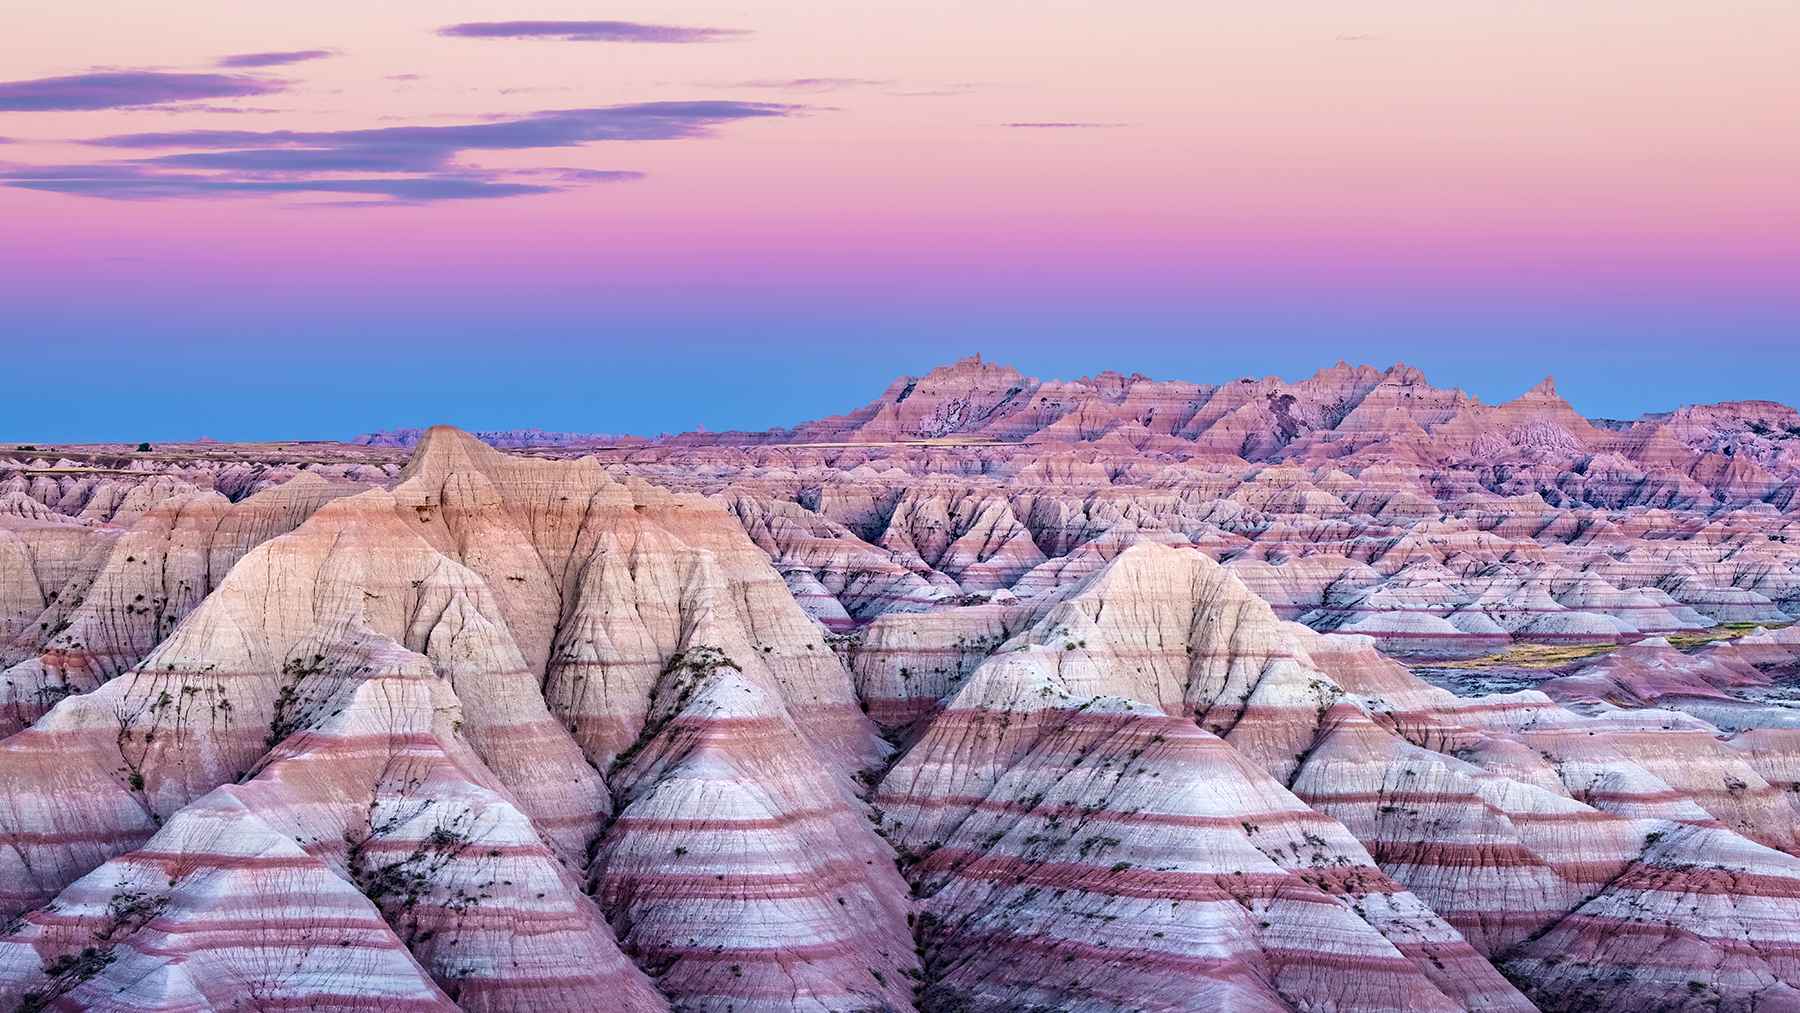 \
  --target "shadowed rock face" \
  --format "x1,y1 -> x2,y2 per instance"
2,357 -> 1800,1010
